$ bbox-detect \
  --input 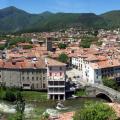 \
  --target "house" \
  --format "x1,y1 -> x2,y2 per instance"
46,58 -> 66,100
